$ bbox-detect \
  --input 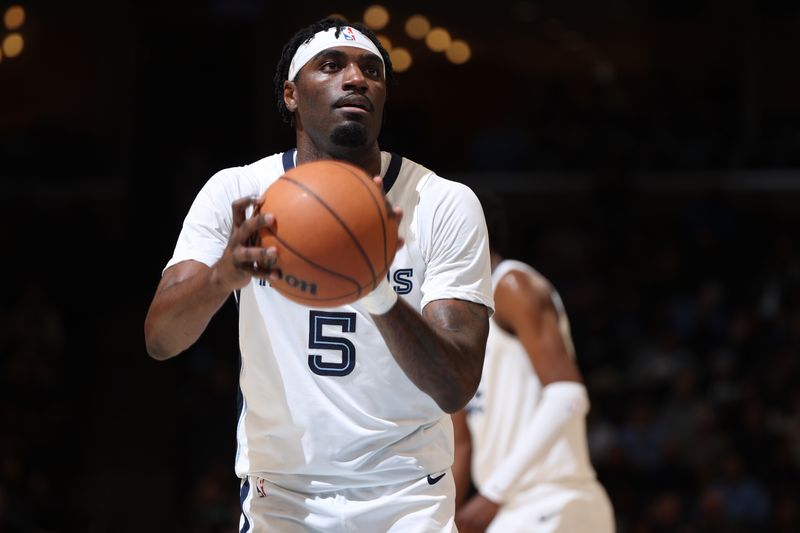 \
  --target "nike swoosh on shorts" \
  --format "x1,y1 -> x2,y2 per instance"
427,473 -> 446,485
